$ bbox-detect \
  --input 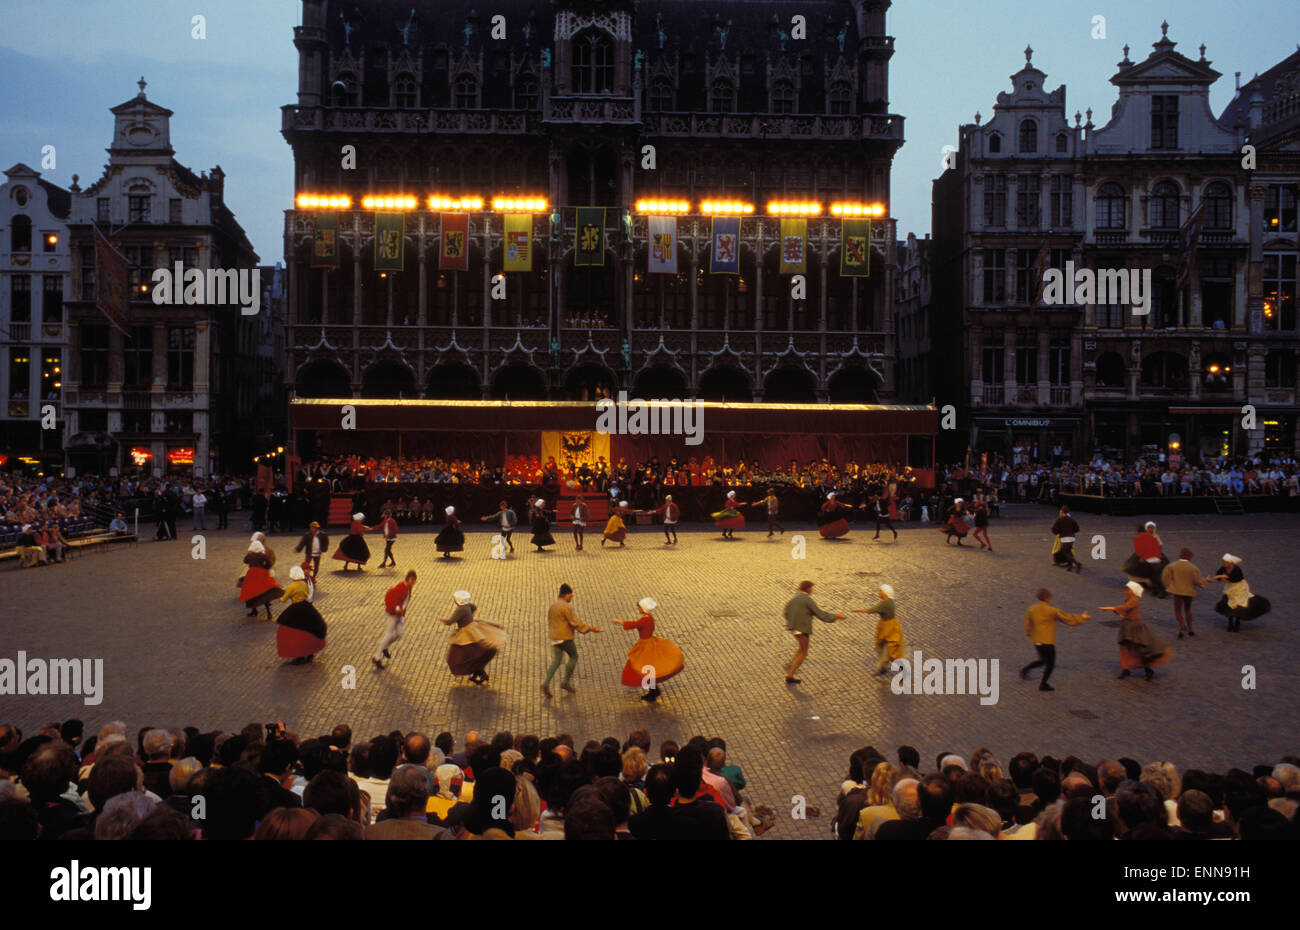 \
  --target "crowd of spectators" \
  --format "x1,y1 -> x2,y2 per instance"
833,745 -> 1300,840
0,719 -> 773,841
